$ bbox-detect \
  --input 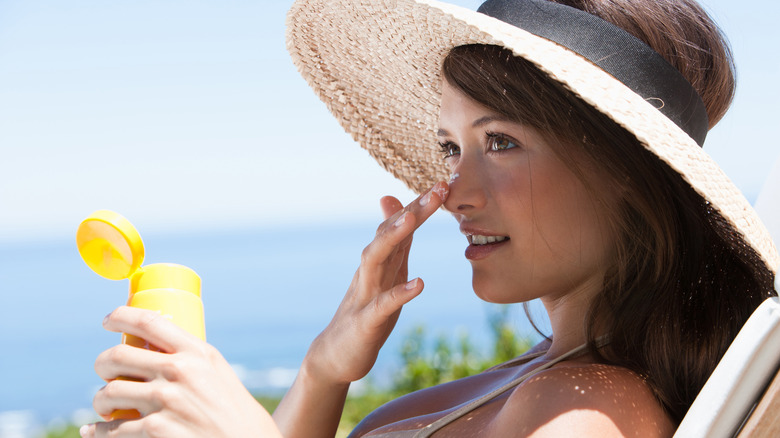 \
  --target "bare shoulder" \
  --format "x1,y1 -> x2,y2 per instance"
489,362 -> 675,437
